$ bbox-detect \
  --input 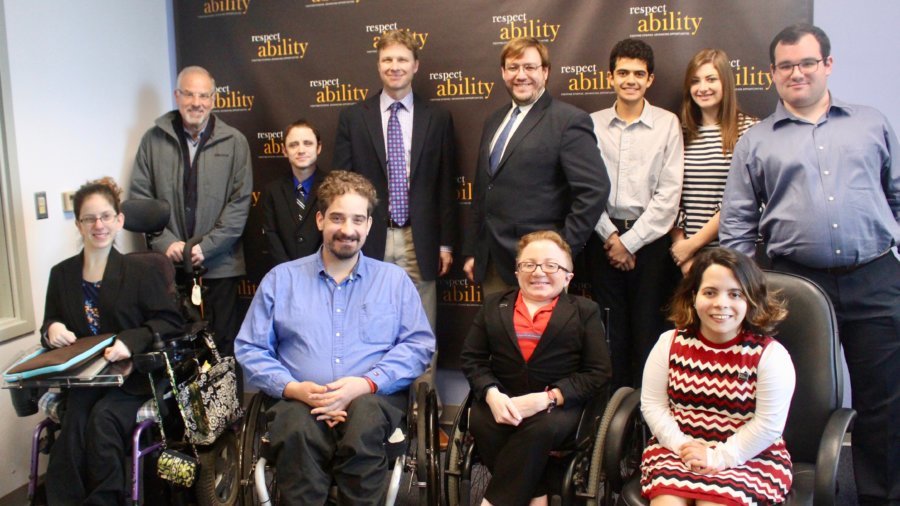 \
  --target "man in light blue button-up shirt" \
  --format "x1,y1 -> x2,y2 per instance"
236,170 -> 435,505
